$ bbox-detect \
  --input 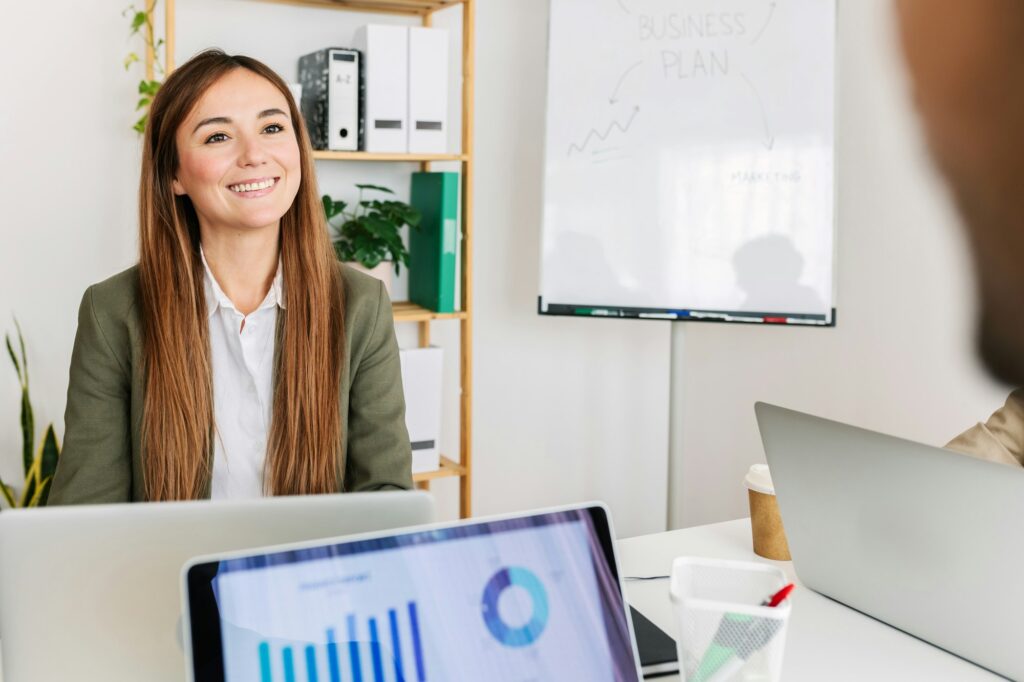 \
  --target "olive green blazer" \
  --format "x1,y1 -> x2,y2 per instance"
49,264 -> 413,504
